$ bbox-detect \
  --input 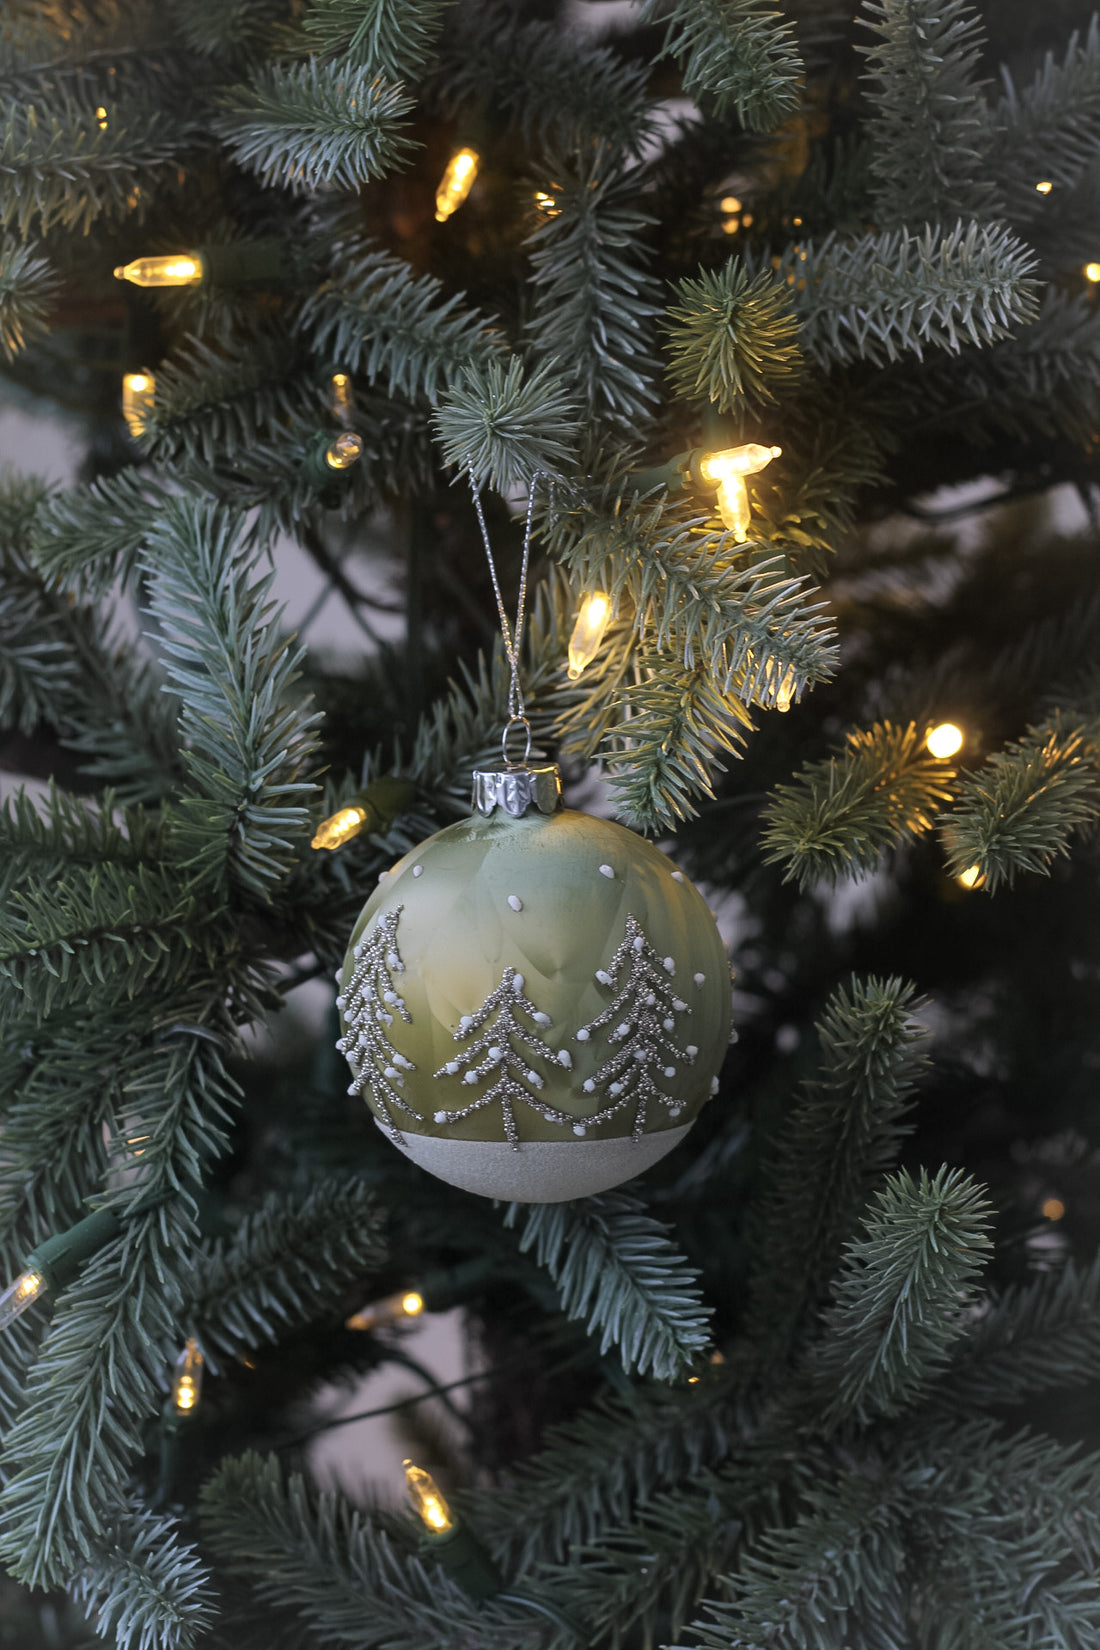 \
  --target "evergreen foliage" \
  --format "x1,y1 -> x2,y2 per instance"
3,1 -> 1100,1646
